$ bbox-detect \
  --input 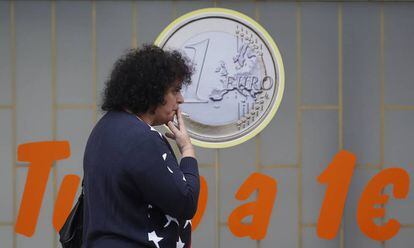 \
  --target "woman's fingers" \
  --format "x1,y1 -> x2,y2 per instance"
177,109 -> 186,128
167,121 -> 180,135
175,109 -> 182,128
176,108 -> 188,135
169,109 -> 193,155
